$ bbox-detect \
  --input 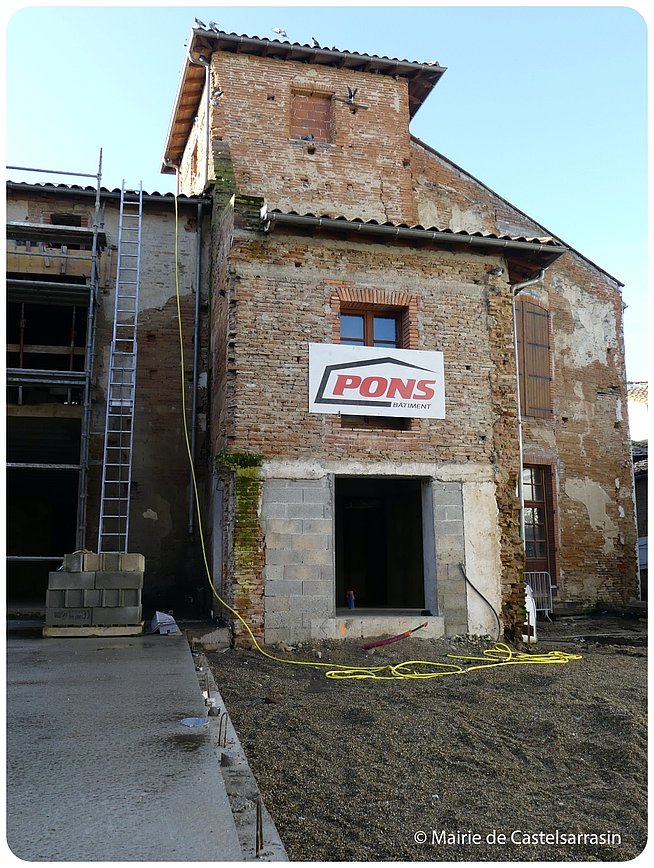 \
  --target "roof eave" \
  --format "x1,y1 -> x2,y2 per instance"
161,28 -> 446,172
